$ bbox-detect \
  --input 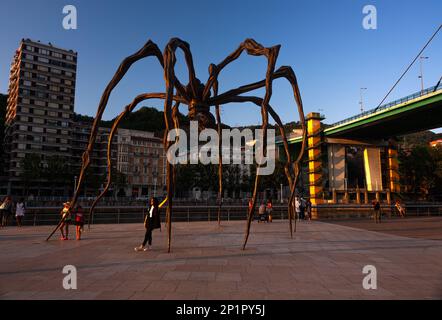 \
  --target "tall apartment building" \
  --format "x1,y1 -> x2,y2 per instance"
4,39 -> 77,196
117,129 -> 166,198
